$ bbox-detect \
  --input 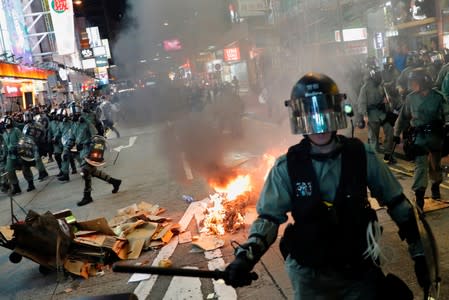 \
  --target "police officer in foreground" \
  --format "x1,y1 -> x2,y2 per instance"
224,73 -> 429,299
394,68 -> 449,210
